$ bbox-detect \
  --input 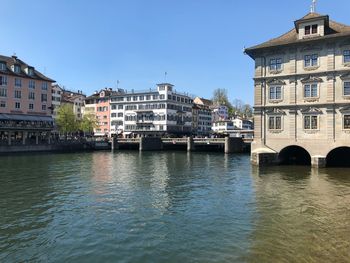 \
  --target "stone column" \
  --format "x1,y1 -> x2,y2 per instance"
46,131 -> 51,145
311,156 -> 326,168
187,136 -> 195,152
111,136 -> 119,150
251,152 -> 278,166
35,132 -> 39,145
22,131 -> 27,145
8,131 -> 12,146
224,137 -> 243,153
